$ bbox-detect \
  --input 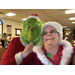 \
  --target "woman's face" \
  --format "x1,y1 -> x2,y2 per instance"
42,26 -> 59,47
